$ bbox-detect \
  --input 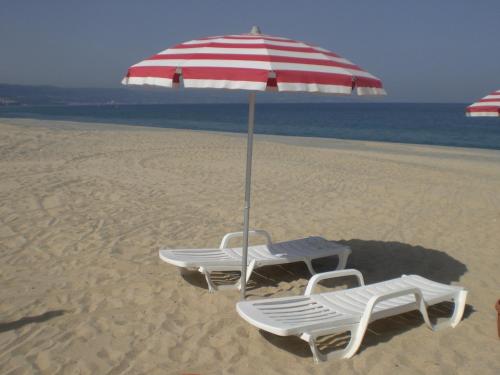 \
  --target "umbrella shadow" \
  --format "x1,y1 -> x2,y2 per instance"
0,310 -> 66,333
338,239 -> 467,284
